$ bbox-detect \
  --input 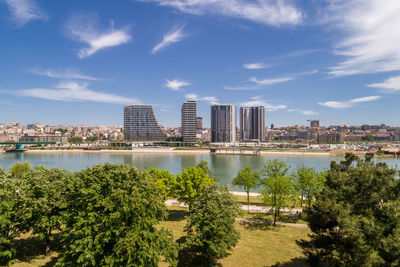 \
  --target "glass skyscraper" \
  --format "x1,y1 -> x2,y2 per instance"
211,104 -> 237,143
240,106 -> 265,142
181,100 -> 197,142
123,105 -> 167,141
